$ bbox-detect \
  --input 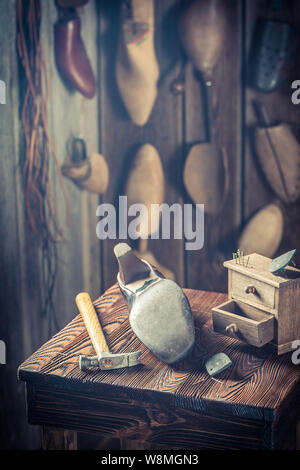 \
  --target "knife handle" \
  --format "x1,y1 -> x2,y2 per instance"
76,292 -> 109,356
